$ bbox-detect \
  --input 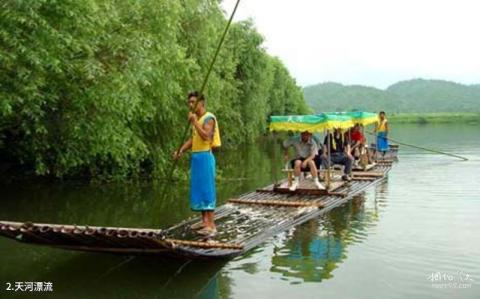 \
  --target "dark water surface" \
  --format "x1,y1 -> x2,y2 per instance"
1,124 -> 479,298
